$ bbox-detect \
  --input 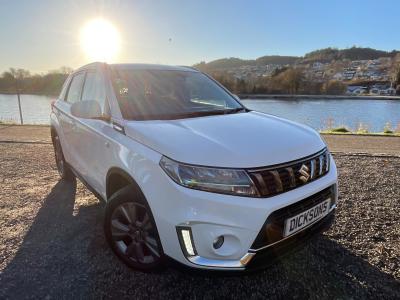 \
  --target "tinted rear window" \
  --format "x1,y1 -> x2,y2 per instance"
66,72 -> 85,104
